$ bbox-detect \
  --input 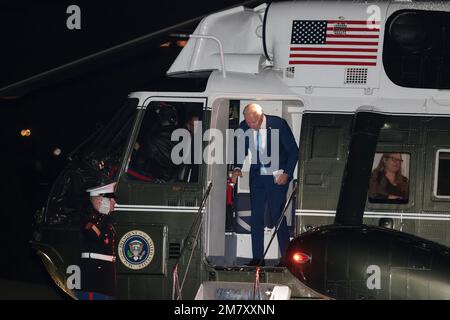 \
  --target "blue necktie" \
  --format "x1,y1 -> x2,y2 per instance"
256,130 -> 261,152
257,130 -> 267,174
